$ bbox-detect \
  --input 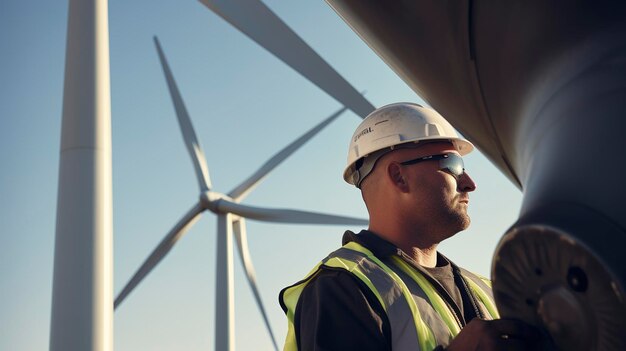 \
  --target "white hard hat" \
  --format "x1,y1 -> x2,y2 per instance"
344,102 -> 474,187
